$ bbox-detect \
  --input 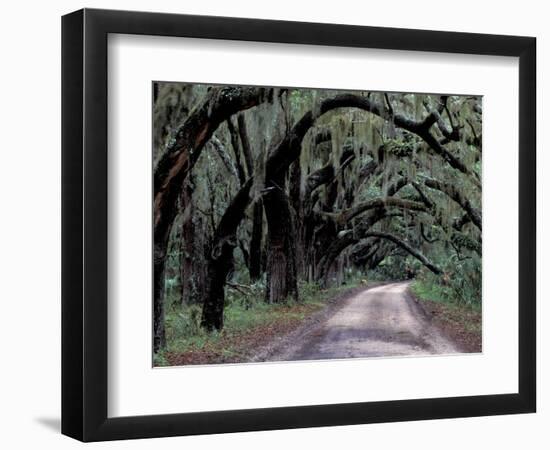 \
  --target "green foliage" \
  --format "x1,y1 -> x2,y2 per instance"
411,276 -> 482,340
411,277 -> 450,304
368,255 -> 409,280
443,255 -> 481,307
383,139 -> 415,158
412,254 -> 481,308
153,352 -> 169,367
